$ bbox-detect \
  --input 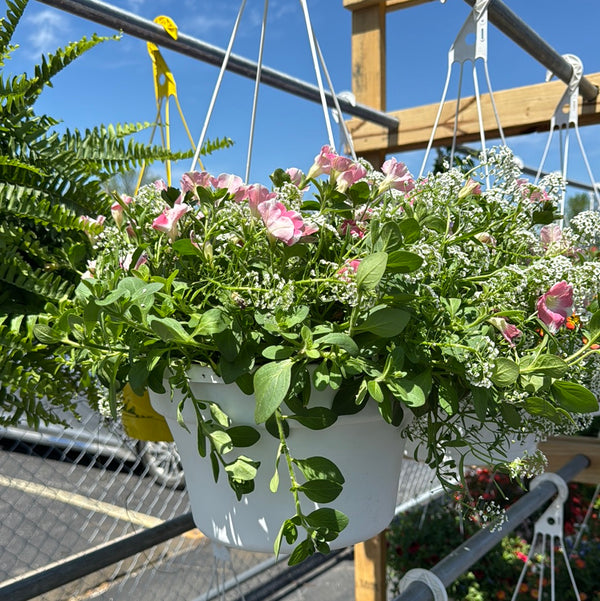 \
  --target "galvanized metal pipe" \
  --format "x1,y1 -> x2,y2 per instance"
0,512 -> 196,601
34,0 -> 398,129
464,0 -> 598,101
394,454 -> 591,601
